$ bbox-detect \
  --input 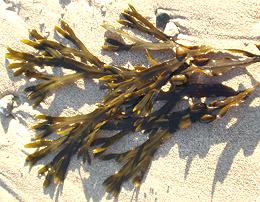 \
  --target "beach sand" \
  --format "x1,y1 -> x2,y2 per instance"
0,0 -> 259,201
